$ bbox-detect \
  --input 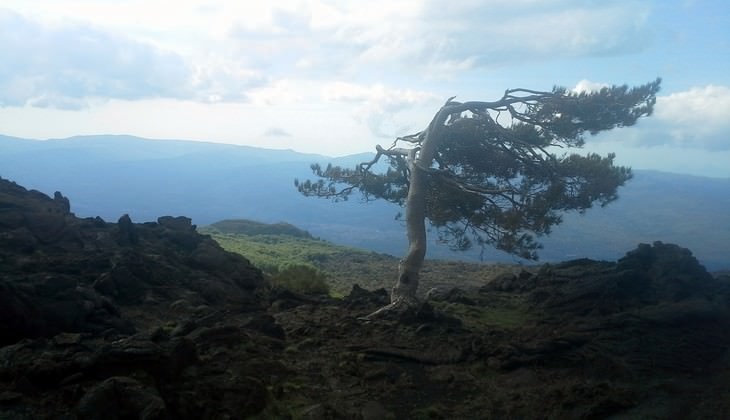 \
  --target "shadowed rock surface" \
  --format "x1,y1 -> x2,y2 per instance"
1,176 -> 729,419
0,177 -> 271,418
